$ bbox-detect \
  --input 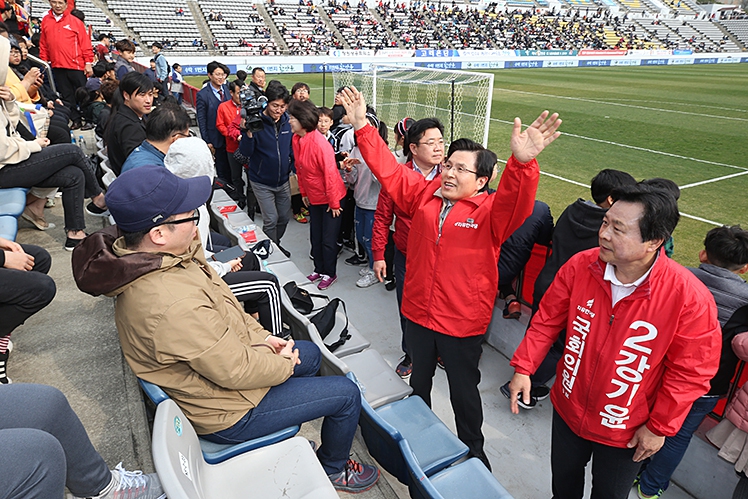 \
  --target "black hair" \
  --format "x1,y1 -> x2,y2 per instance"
610,184 -> 680,245
92,61 -> 108,78
100,79 -> 119,104
318,106 -> 333,119
251,67 -> 265,76
145,101 -> 191,142
206,61 -> 229,76
151,41 -> 163,49
172,63 -> 181,71
108,72 -> 153,125
590,169 -> 638,205
335,86 -> 349,94
98,33 -> 110,41
373,116 -> 388,144
265,80 -> 290,103
446,138 -> 495,192
447,137 -> 483,159
70,9 -> 85,22
228,81 -> 240,93
0,22 -> 9,36
703,225 -> 748,271
288,99 -> 319,133
235,69 -> 247,81
291,82 -> 310,96
115,39 -> 135,53
404,118 -> 444,160
640,177 -> 681,201
122,229 -> 150,249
